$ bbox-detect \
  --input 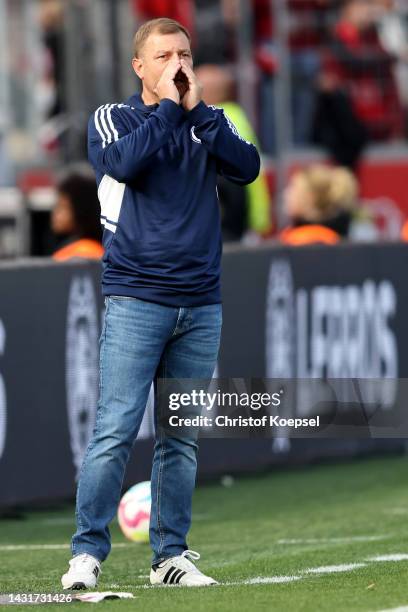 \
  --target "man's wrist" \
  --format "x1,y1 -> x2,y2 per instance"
186,101 -> 213,125
160,97 -> 181,107
186,100 -> 202,112
156,98 -> 185,126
